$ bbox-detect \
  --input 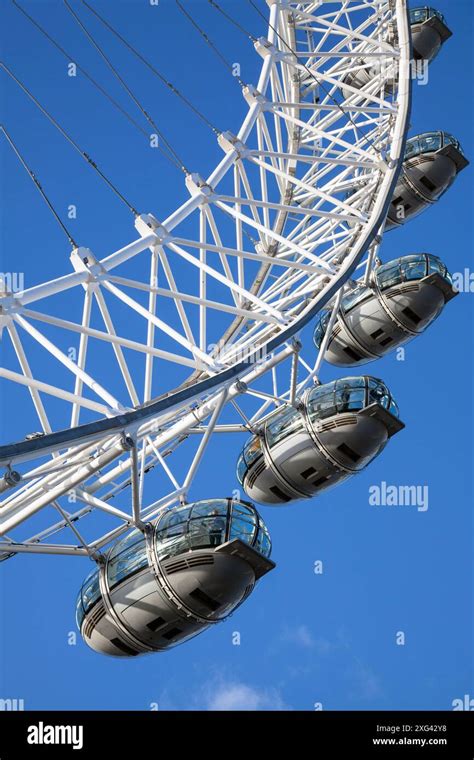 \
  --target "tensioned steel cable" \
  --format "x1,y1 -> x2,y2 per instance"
11,0 -> 148,141
176,4 -> 322,302
77,0 -> 258,246
245,0 -> 385,157
175,0 -> 246,89
80,0 -> 221,137
0,61 -> 139,215
1,124 -> 78,248
63,0 -> 188,175
174,0 -> 275,252
207,0 -> 257,43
